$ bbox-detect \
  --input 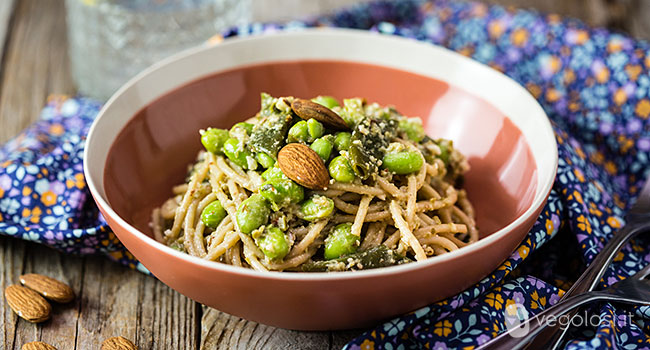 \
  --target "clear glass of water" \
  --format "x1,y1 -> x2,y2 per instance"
65,0 -> 251,101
